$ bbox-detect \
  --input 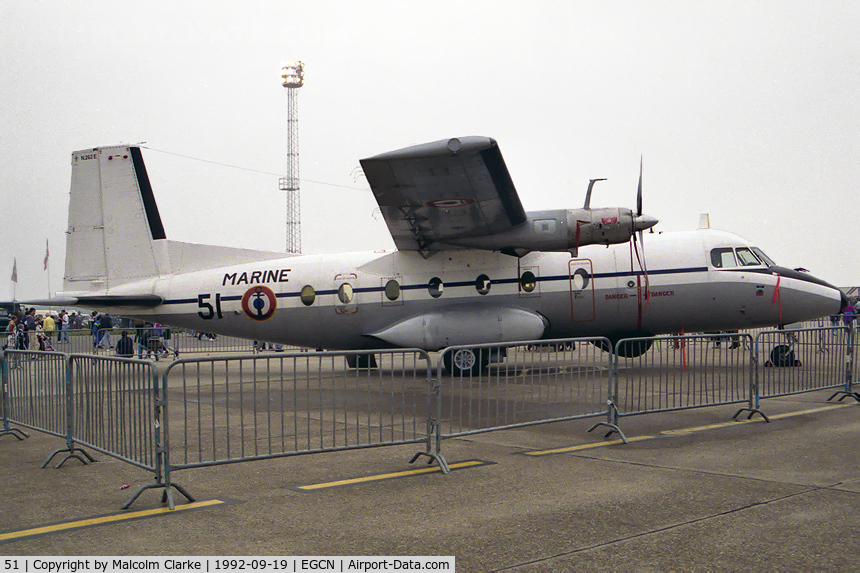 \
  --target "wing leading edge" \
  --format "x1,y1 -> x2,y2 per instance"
360,137 -> 527,255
